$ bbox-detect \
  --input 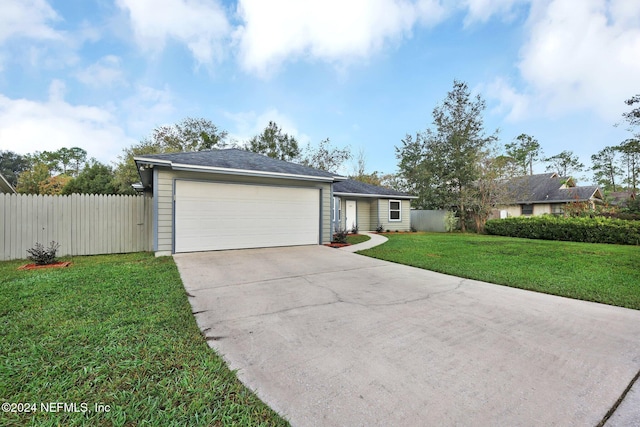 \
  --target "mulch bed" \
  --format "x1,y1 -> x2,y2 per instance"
18,262 -> 72,271
324,243 -> 351,248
